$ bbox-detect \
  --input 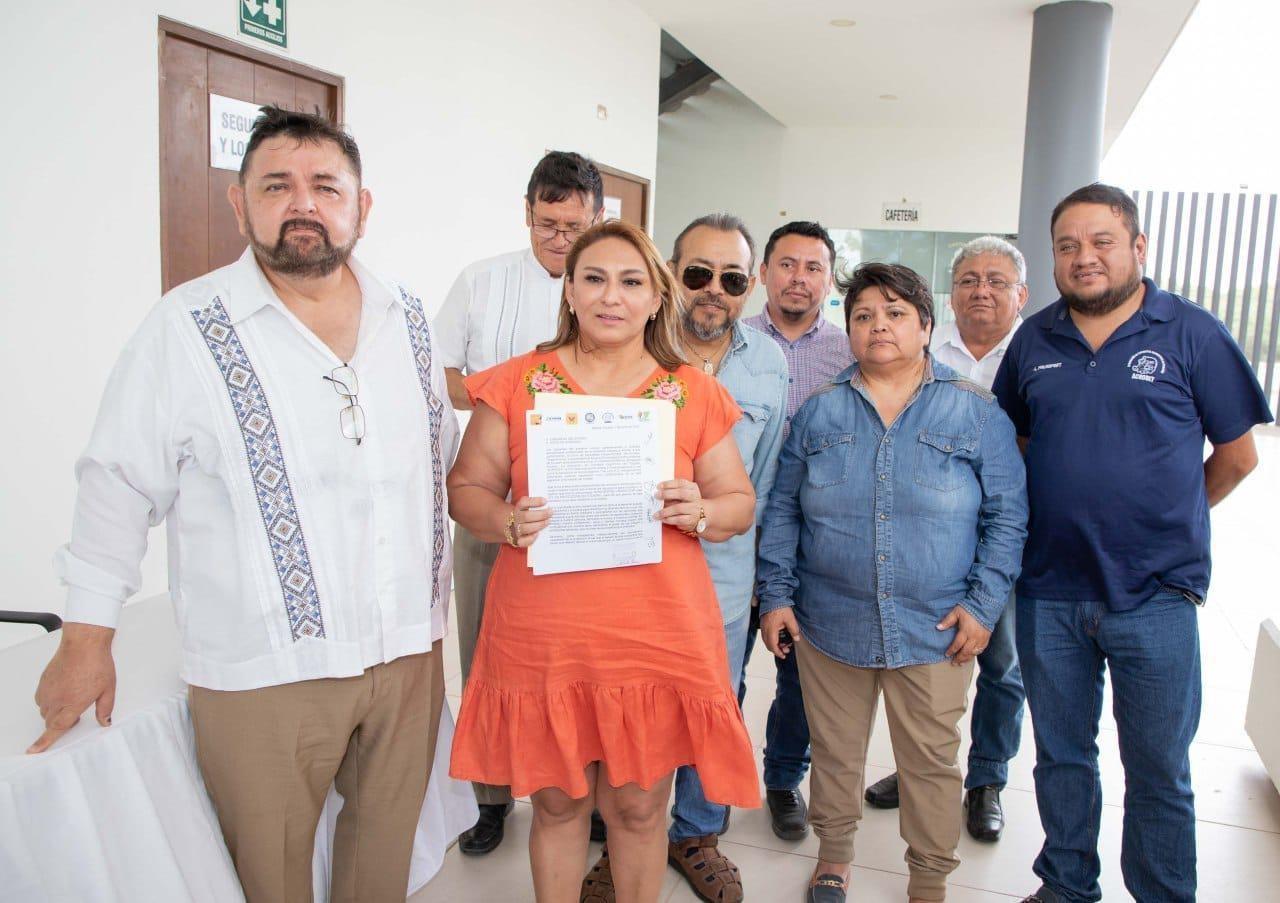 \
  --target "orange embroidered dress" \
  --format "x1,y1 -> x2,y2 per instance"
449,350 -> 761,807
